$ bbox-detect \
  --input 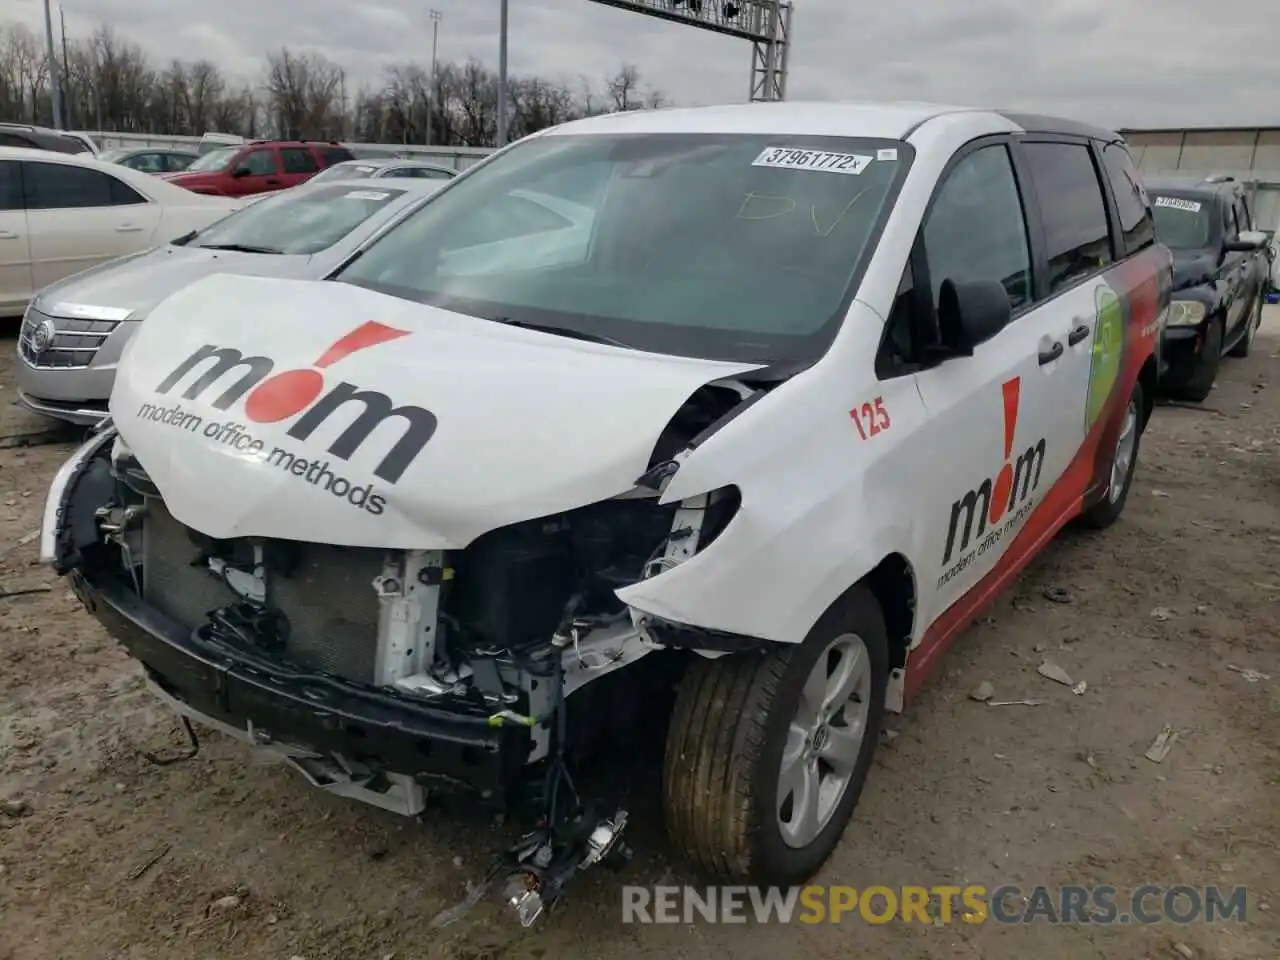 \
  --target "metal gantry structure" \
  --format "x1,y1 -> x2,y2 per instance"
500,0 -> 795,144
585,0 -> 793,103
